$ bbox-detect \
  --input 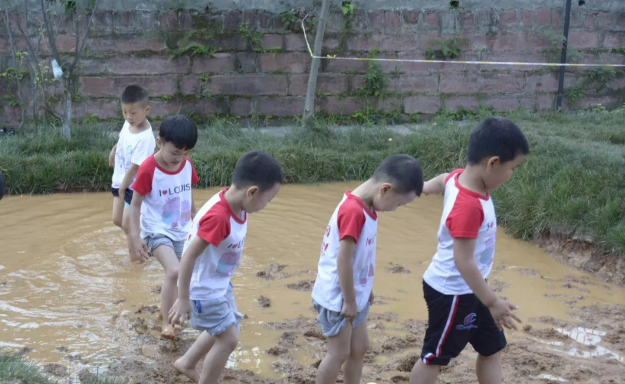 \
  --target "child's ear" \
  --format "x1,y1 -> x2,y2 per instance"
145,105 -> 151,115
379,183 -> 393,195
246,186 -> 259,197
156,137 -> 162,148
486,156 -> 501,171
